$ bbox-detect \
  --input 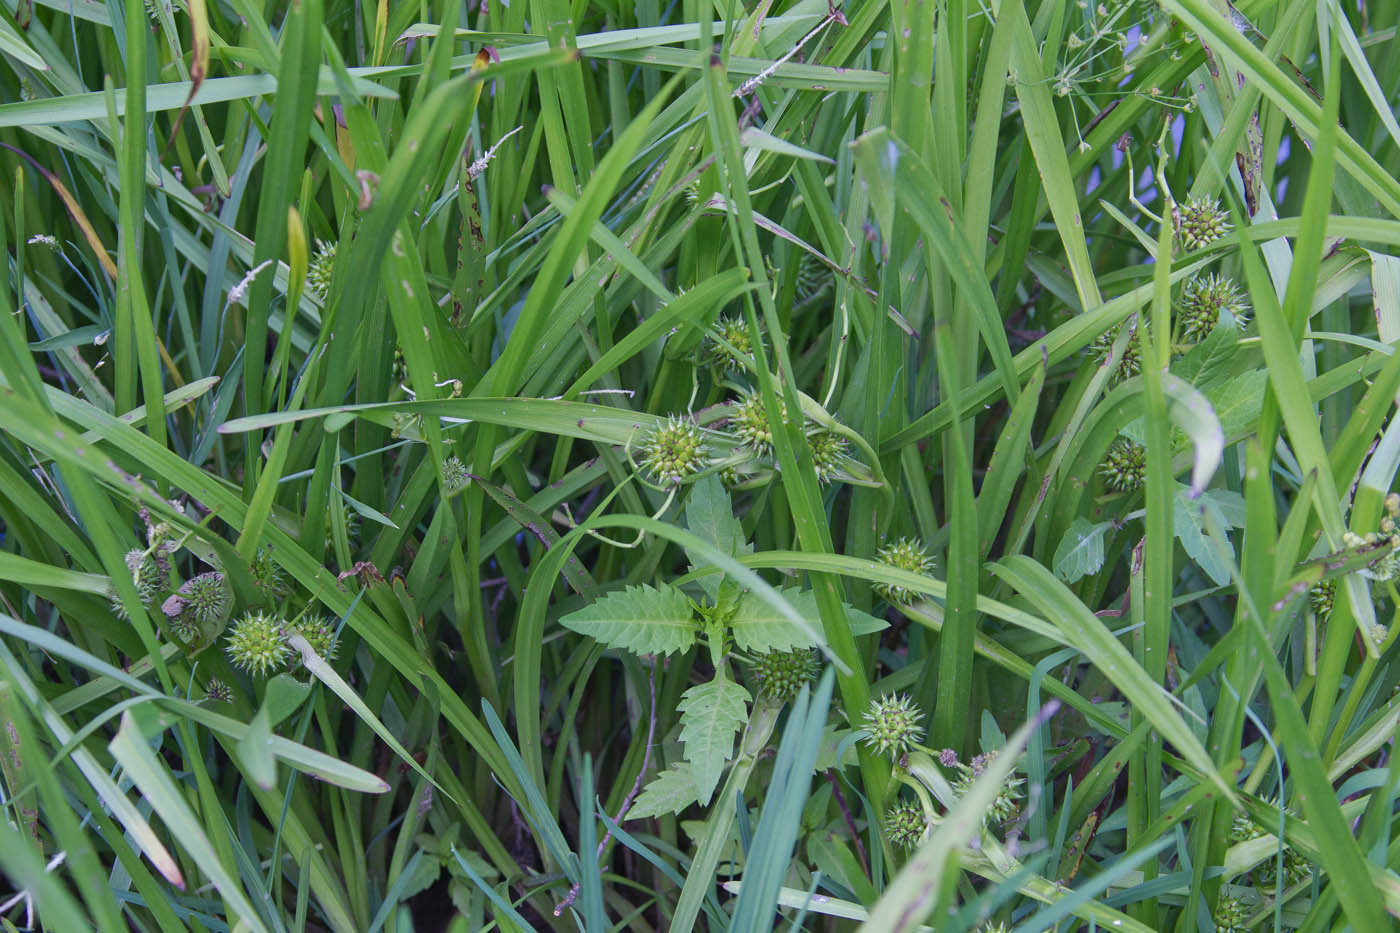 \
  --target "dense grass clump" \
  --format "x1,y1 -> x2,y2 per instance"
4,0 -> 1400,929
